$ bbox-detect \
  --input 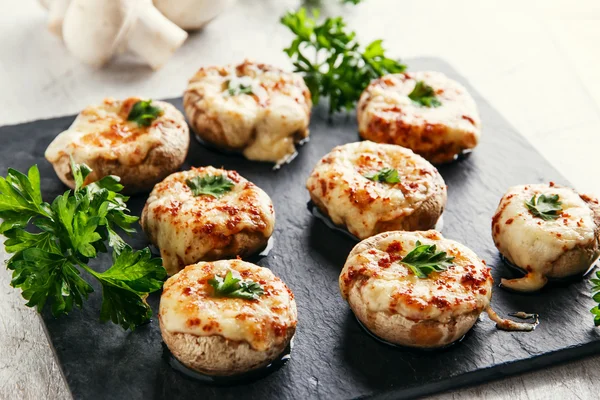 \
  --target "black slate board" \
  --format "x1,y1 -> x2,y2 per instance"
2,58 -> 600,400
